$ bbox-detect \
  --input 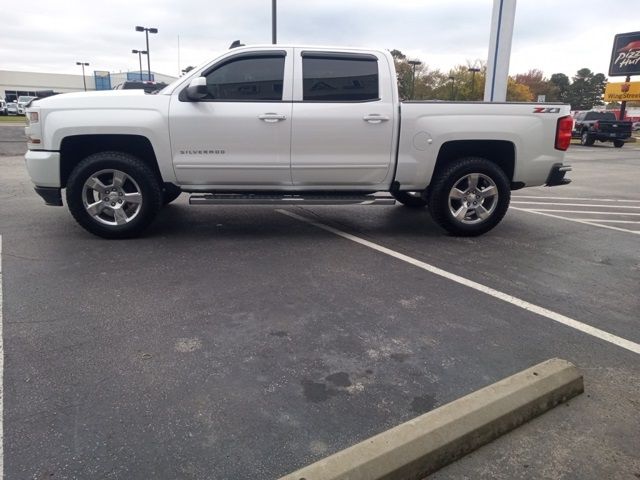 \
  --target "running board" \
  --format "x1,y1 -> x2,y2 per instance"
189,193 -> 396,206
